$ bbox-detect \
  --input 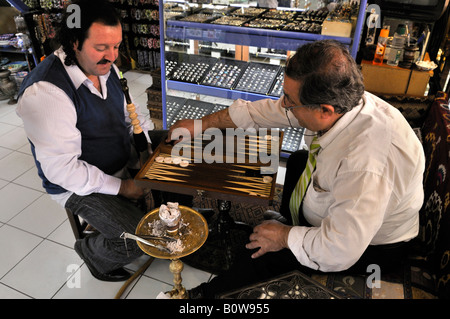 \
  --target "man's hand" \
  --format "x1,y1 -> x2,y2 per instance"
165,119 -> 197,144
165,108 -> 237,144
118,179 -> 147,200
246,220 -> 292,258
